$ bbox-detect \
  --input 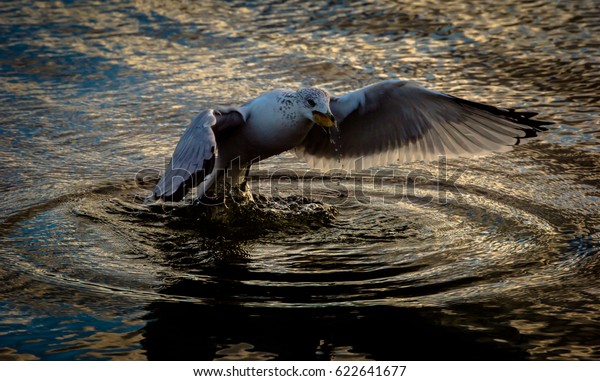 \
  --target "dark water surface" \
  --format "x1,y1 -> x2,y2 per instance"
1,0 -> 599,360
